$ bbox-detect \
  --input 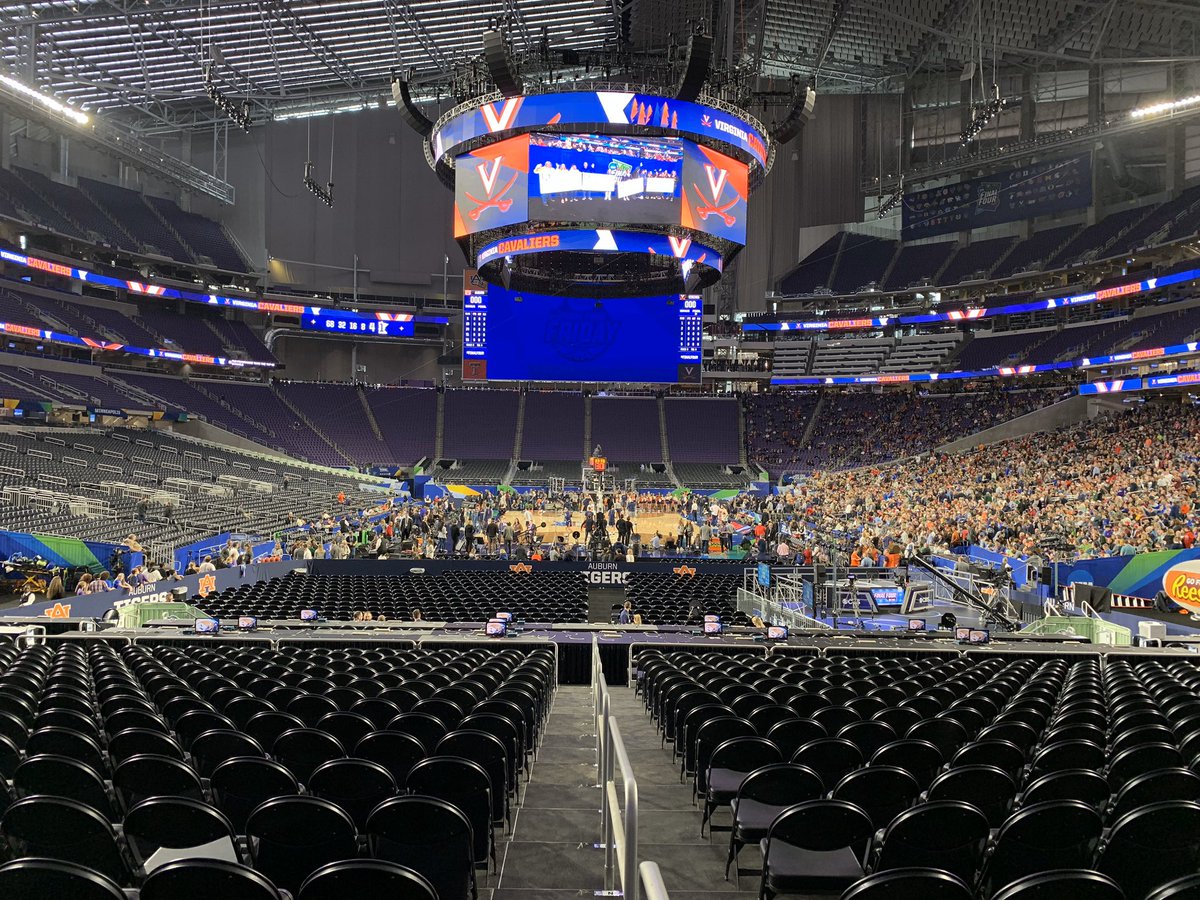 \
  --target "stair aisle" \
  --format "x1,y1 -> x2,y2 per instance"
608,687 -> 760,900
490,684 -> 605,898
